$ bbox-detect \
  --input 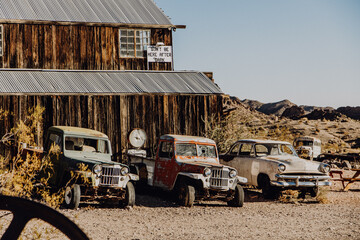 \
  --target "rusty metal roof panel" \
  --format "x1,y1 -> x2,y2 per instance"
0,0 -> 172,25
0,70 -> 223,95
160,135 -> 217,144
